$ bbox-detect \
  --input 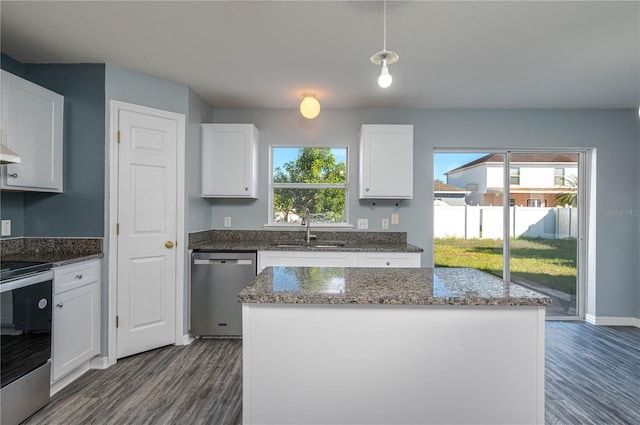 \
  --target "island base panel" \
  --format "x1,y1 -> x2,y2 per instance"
242,304 -> 544,425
